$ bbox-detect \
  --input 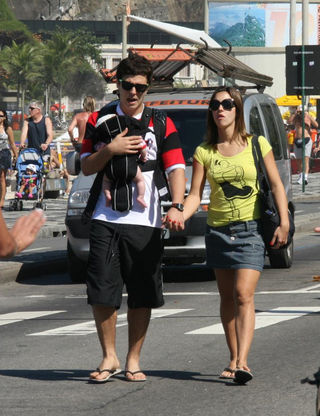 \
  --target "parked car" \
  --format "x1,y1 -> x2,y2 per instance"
65,87 -> 294,282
